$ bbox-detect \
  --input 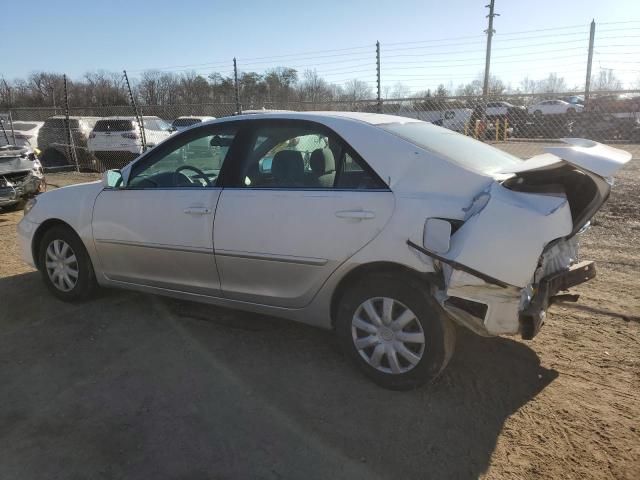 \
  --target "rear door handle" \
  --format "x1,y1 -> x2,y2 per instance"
183,206 -> 212,215
335,210 -> 375,220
